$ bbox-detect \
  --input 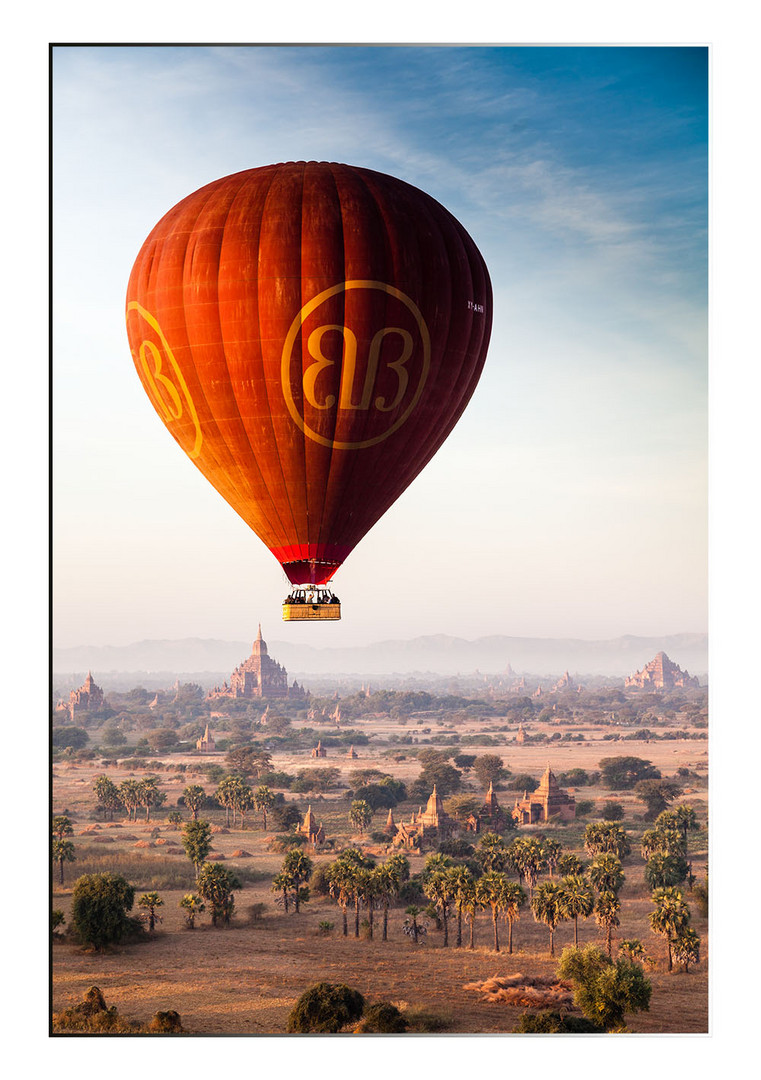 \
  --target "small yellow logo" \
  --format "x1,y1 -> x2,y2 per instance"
126,302 -> 203,459
281,280 -> 431,449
